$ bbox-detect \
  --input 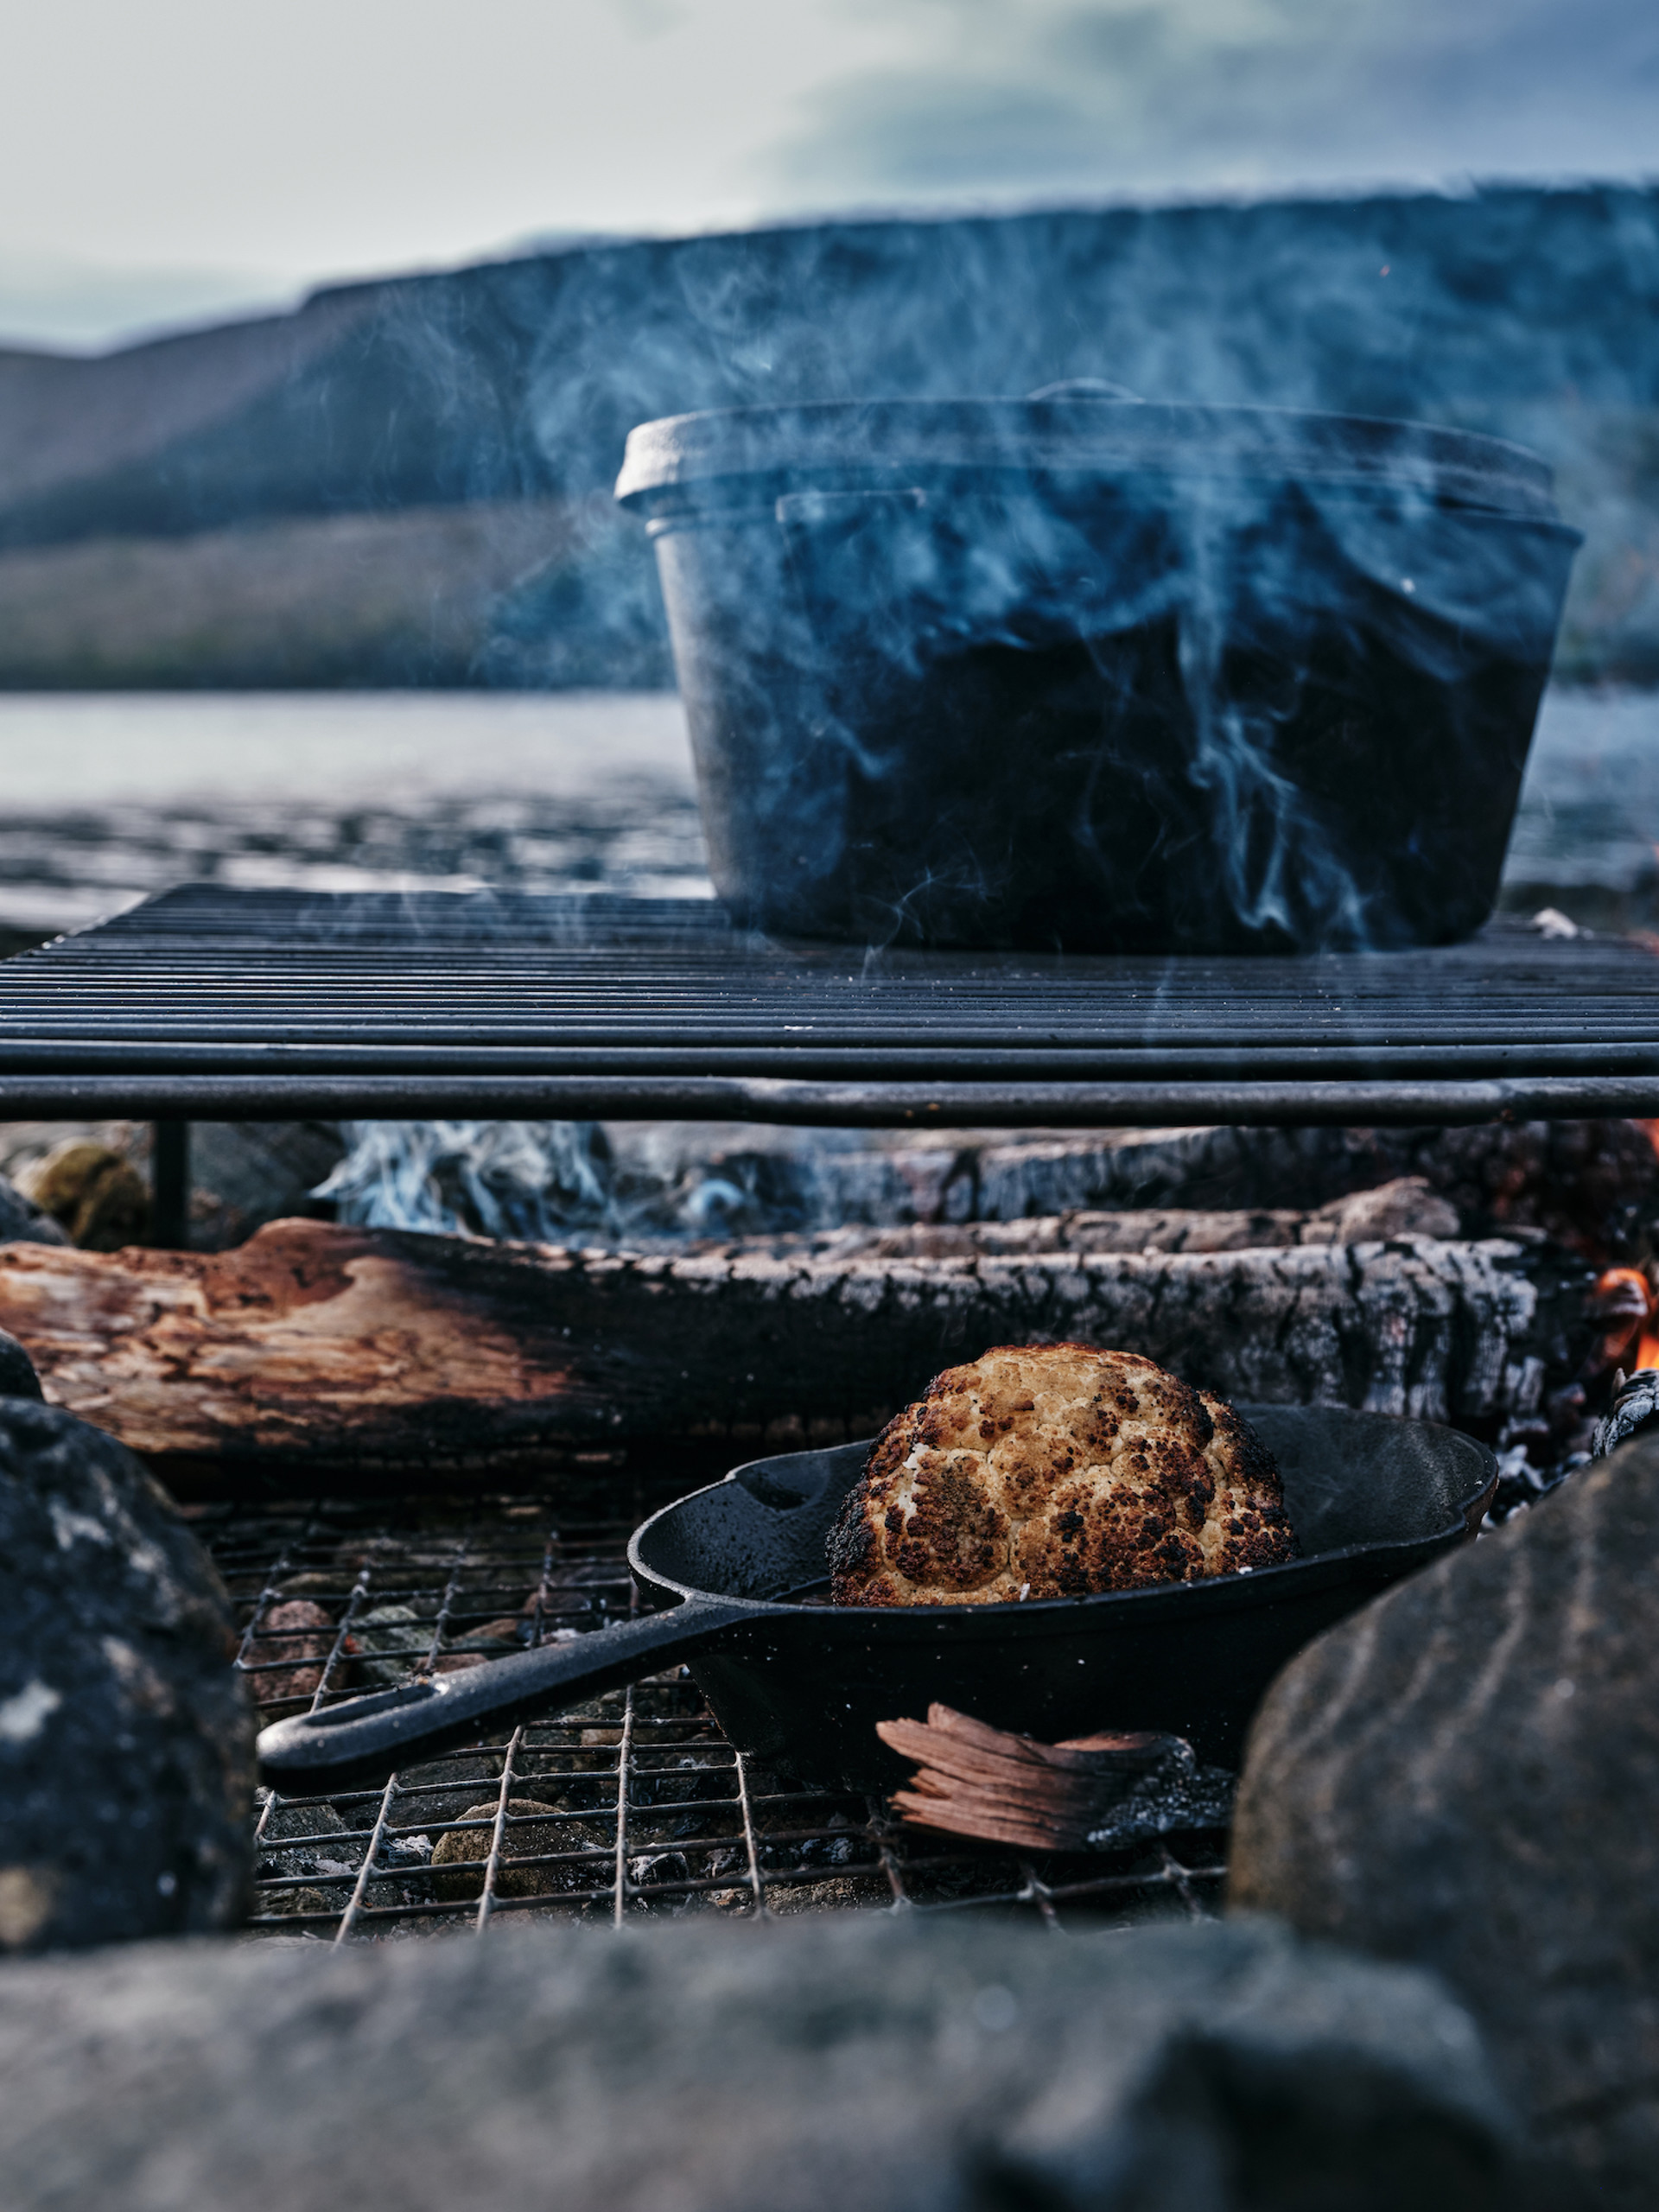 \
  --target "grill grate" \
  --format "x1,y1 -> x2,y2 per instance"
3,884 -> 1659,1123
196,1477 -> 1225,1939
